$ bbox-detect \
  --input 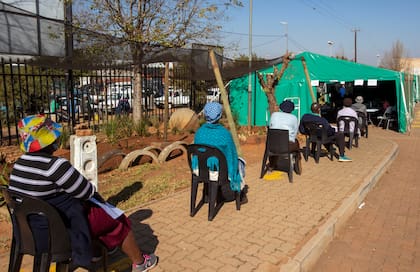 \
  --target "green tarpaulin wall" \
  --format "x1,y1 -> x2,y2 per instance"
229,51 -> 419,133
